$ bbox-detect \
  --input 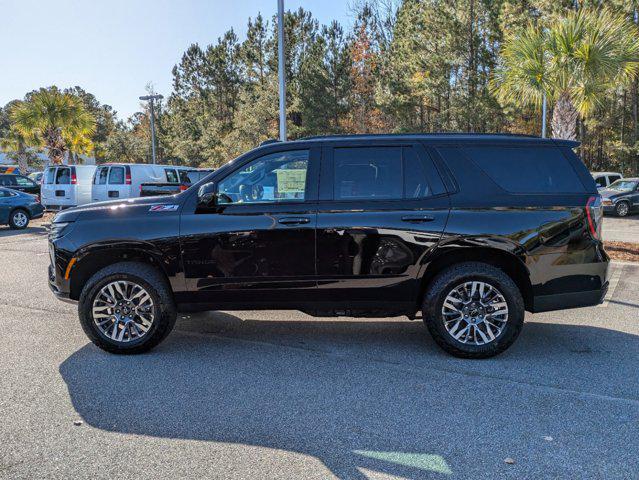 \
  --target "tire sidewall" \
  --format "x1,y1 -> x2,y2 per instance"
79,271 -> 165,351
424,266 -> 524,357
